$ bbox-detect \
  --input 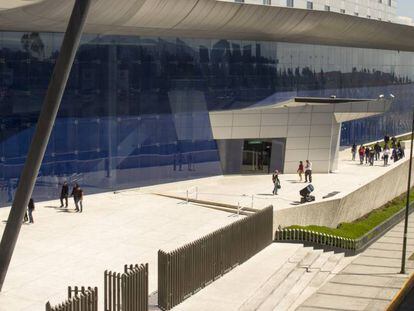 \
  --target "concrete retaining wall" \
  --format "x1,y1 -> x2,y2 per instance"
274,156 -> 414,229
